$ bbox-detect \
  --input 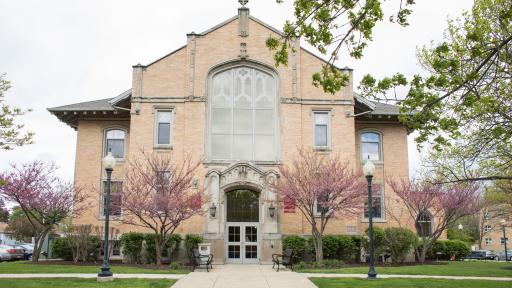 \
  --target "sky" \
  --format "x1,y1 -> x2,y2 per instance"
0,0 -> 474,181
